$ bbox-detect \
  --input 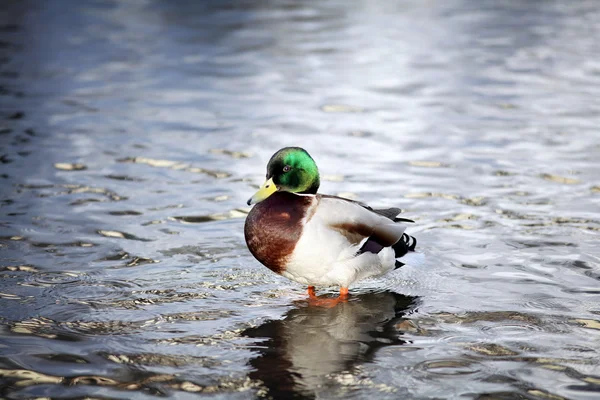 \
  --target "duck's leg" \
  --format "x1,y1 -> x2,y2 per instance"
307,286 -> 349,307
339,287 -> 349,299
